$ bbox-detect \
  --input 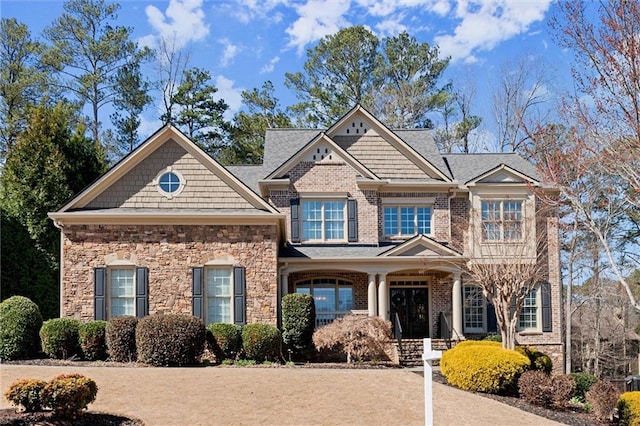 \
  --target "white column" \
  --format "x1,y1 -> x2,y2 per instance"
367,273 -> 377,317
378,274 -> 388,320
452,272 -> 464,339
281,273 -> 289,298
